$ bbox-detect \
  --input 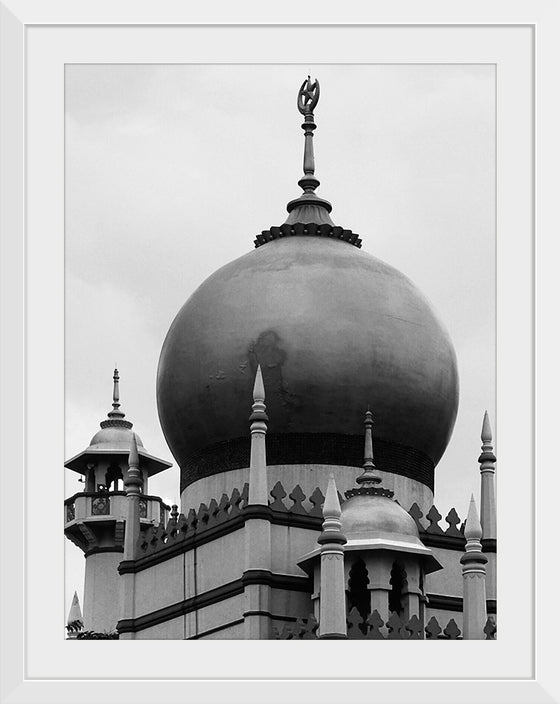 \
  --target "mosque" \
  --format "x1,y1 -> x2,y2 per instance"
64,77 -> 496,640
